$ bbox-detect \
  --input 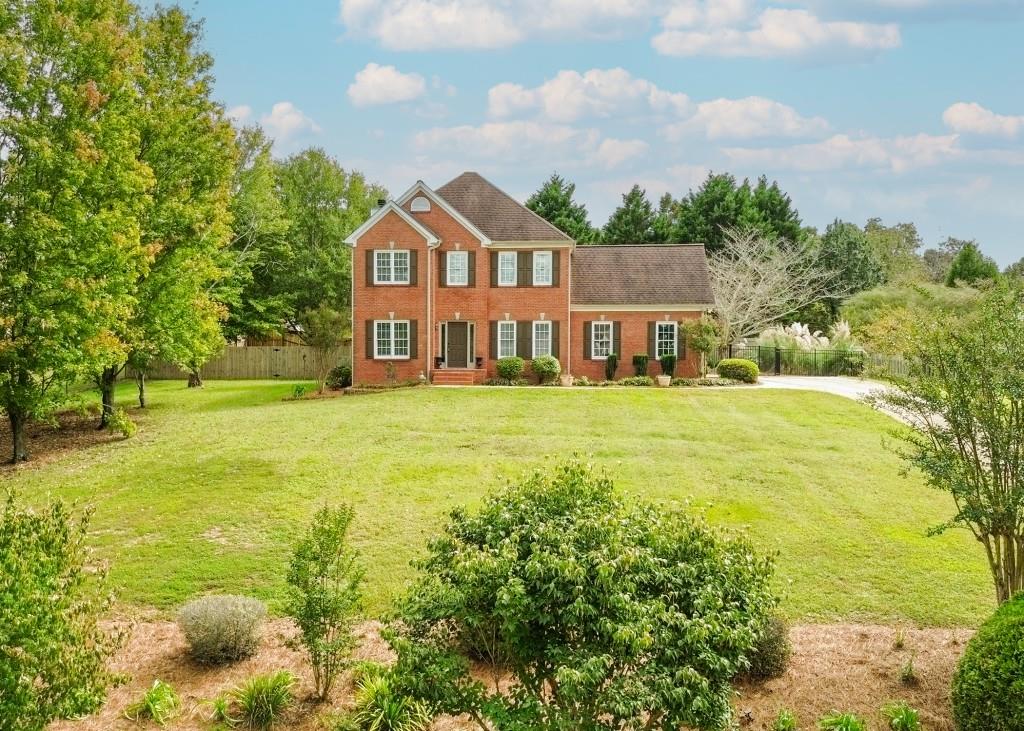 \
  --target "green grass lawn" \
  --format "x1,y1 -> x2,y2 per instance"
3,381 -> 994,627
